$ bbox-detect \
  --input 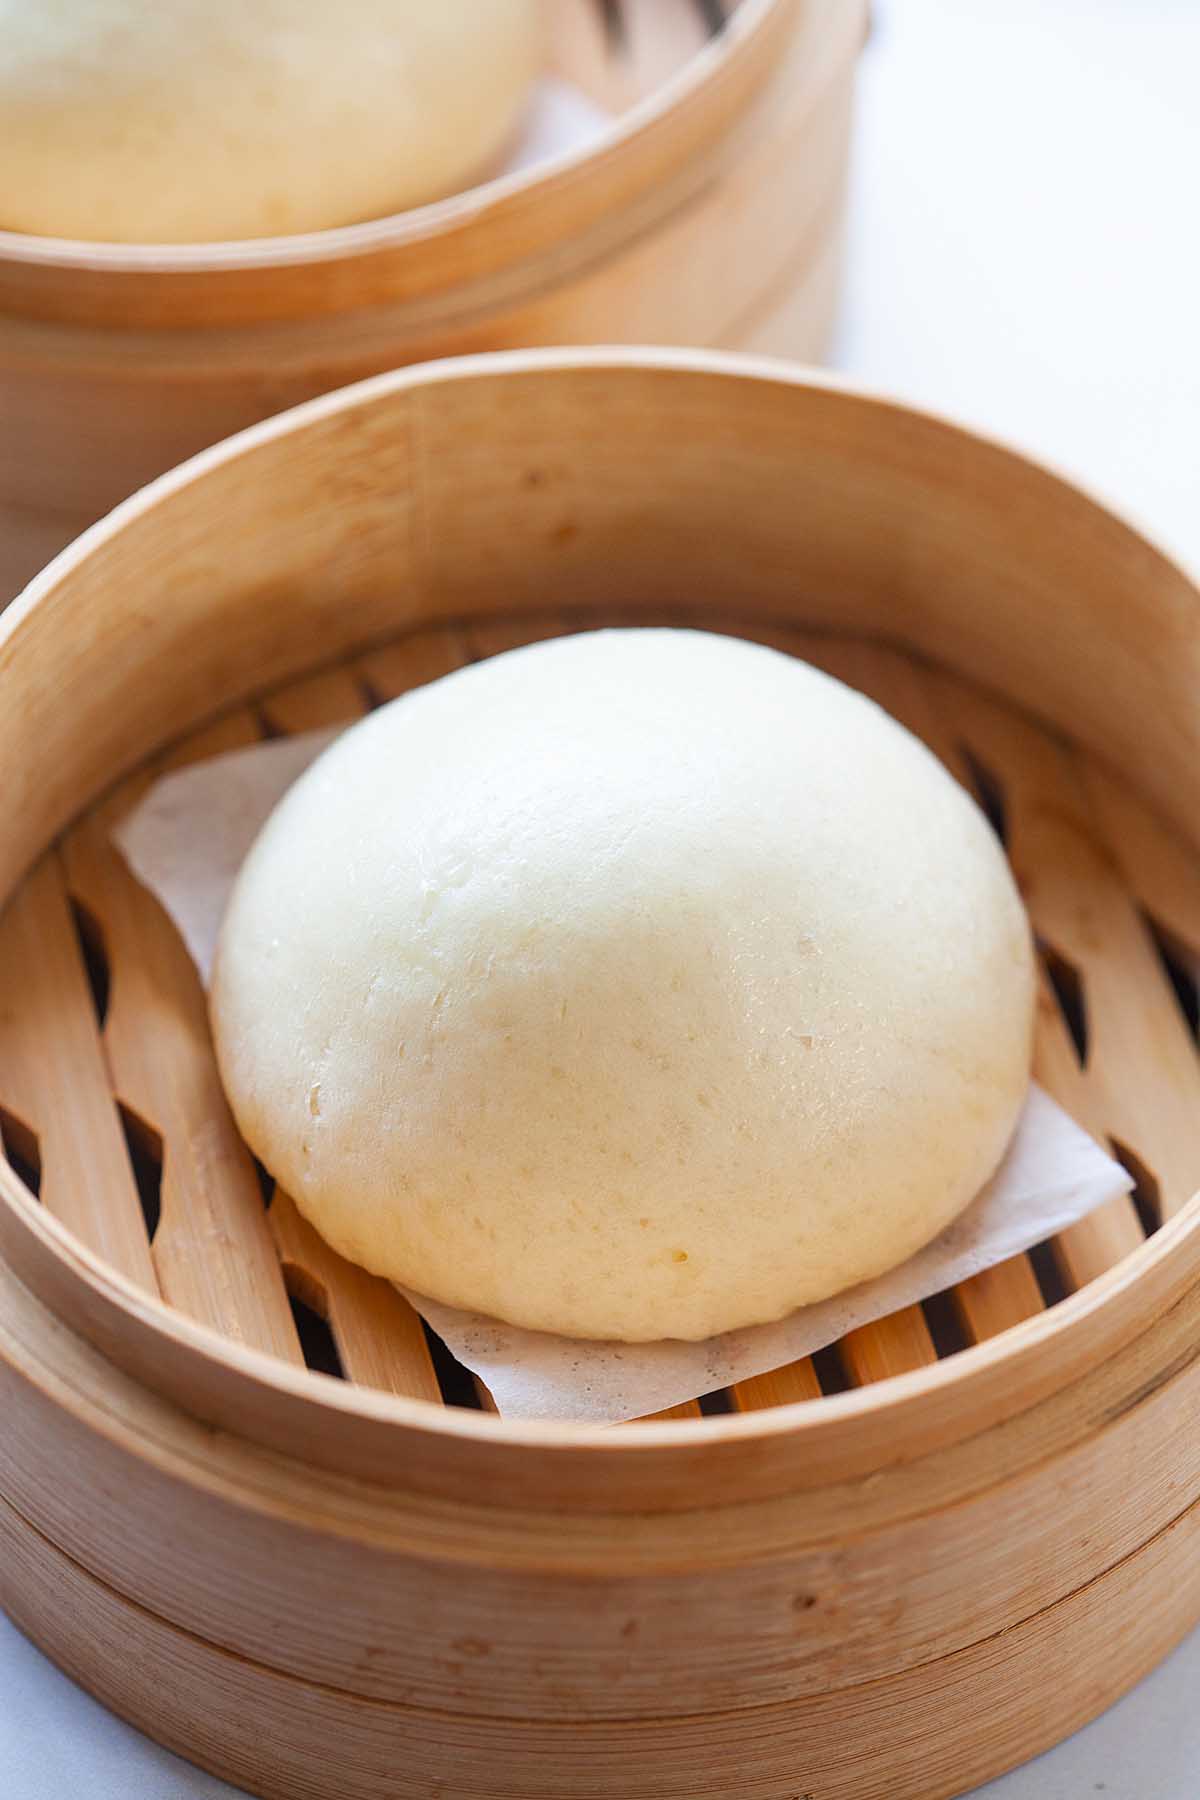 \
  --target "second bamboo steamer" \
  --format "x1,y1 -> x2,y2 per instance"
0,0 -> 864,597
